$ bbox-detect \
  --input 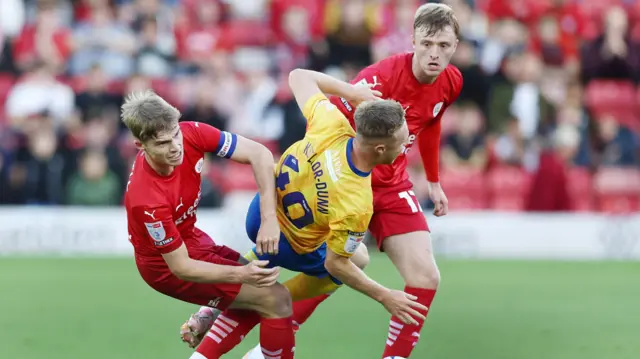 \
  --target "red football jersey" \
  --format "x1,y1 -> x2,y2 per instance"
125,121 -> 238,266
330,52 -> 463,186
